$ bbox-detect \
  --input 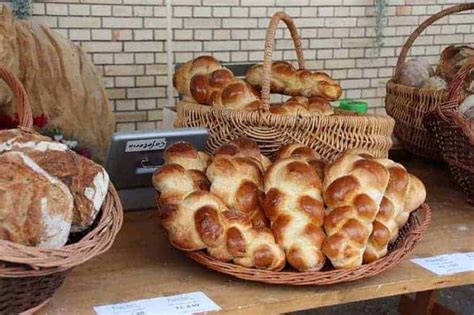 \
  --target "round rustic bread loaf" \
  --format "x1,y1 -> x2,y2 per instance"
0,129 -> 109,232
0,151 -> 74,248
